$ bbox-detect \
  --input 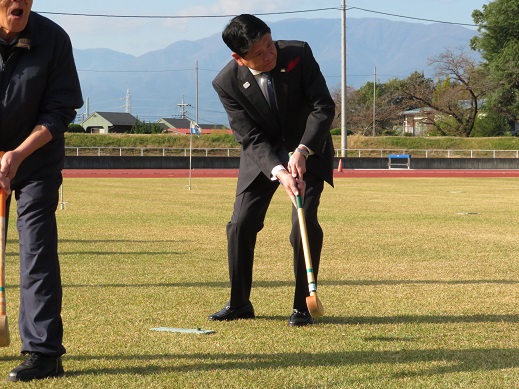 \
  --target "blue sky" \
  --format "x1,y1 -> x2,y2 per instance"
35,0 -> 489,56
